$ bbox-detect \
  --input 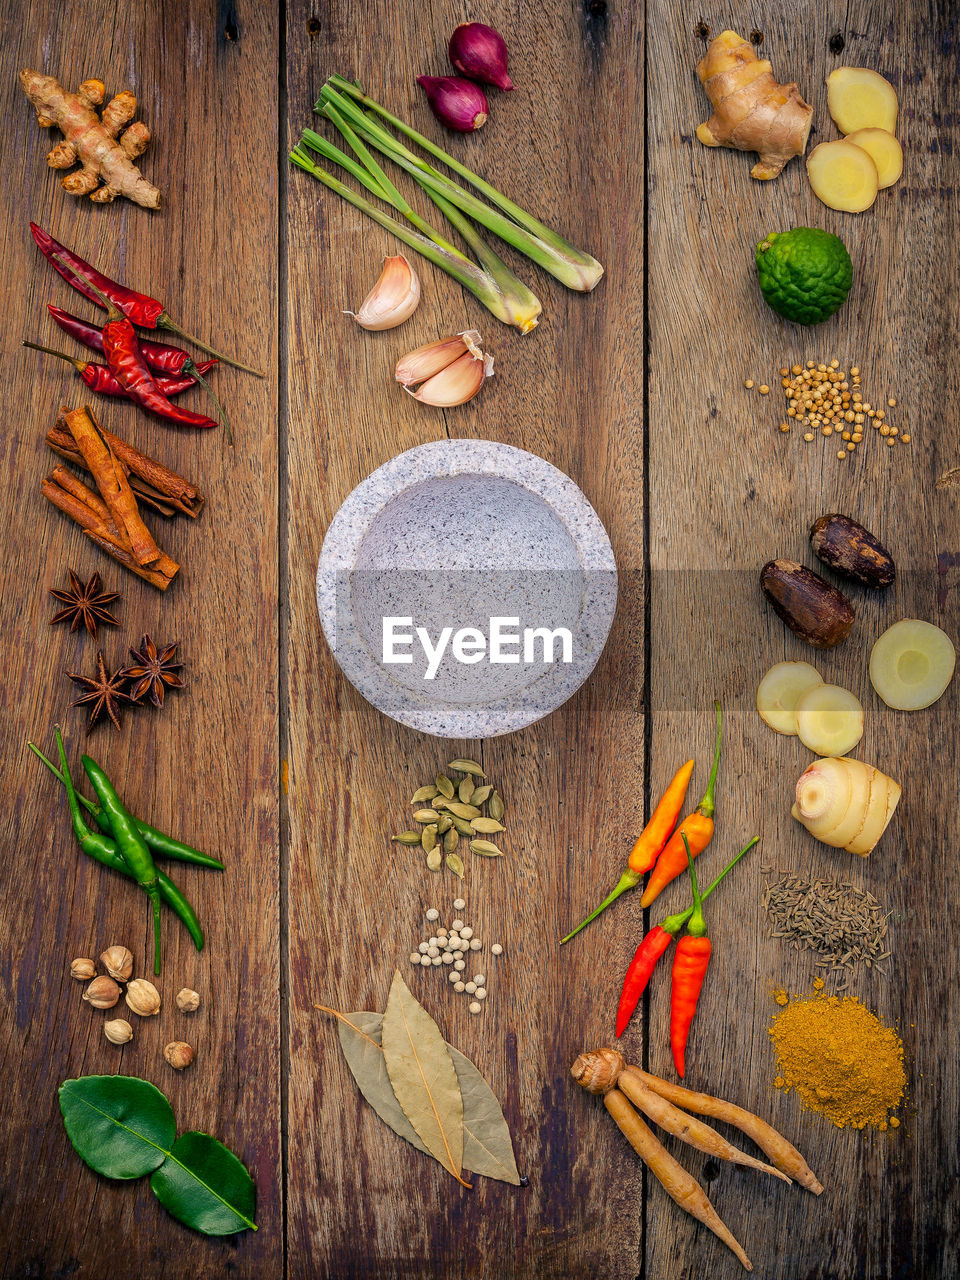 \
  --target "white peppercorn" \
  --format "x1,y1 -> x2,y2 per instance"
425,908 -> 439,921
491,943 -> 503,955
454,960 -> 465,972
475,988 -> 487,1000
469,939 -> 482,951
453,898 -> 465,910
459,926 -> 473,940
468,1001 -> 481,1014
473,974 -> 486,986
454,982 -> 465,992
465,982 -> 476,994
410,952 -> 421,964
451,919 -> 464,931
431,956 -> 442,966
